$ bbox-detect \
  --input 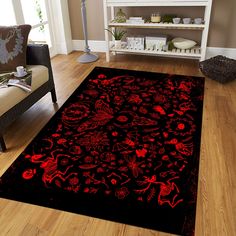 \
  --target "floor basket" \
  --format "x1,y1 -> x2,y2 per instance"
199,55 -> 236,83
